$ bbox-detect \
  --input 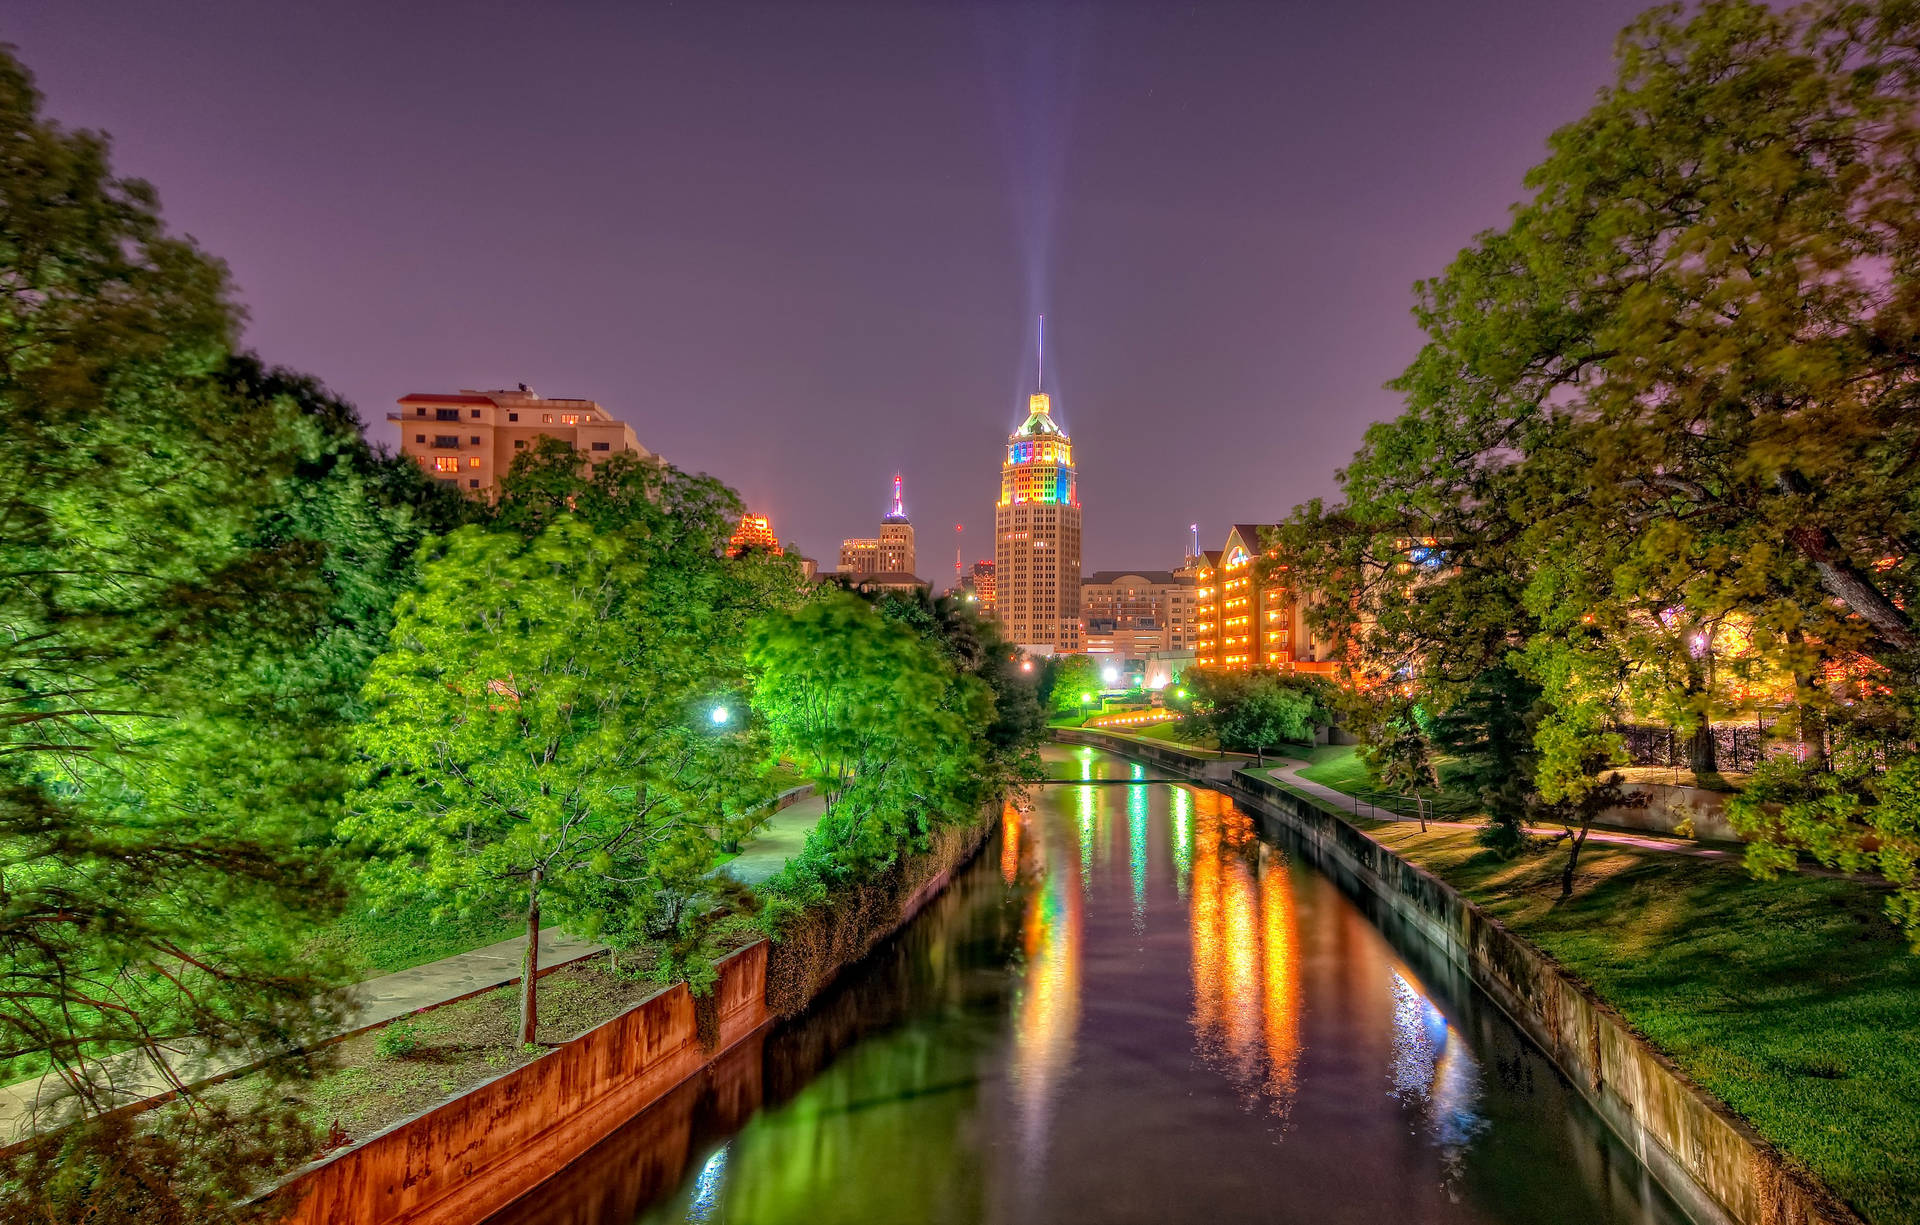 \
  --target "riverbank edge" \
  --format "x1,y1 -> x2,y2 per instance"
1055,727 -> 1862,1225
266,800 -> 998,1225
